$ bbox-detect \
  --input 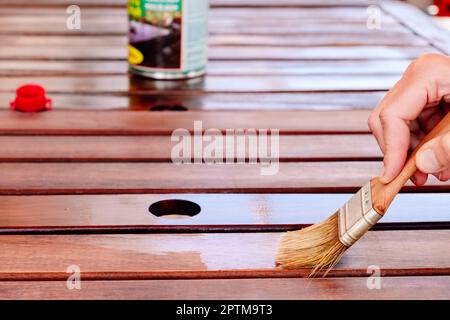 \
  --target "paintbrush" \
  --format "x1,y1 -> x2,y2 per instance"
276,112 -> 450,275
